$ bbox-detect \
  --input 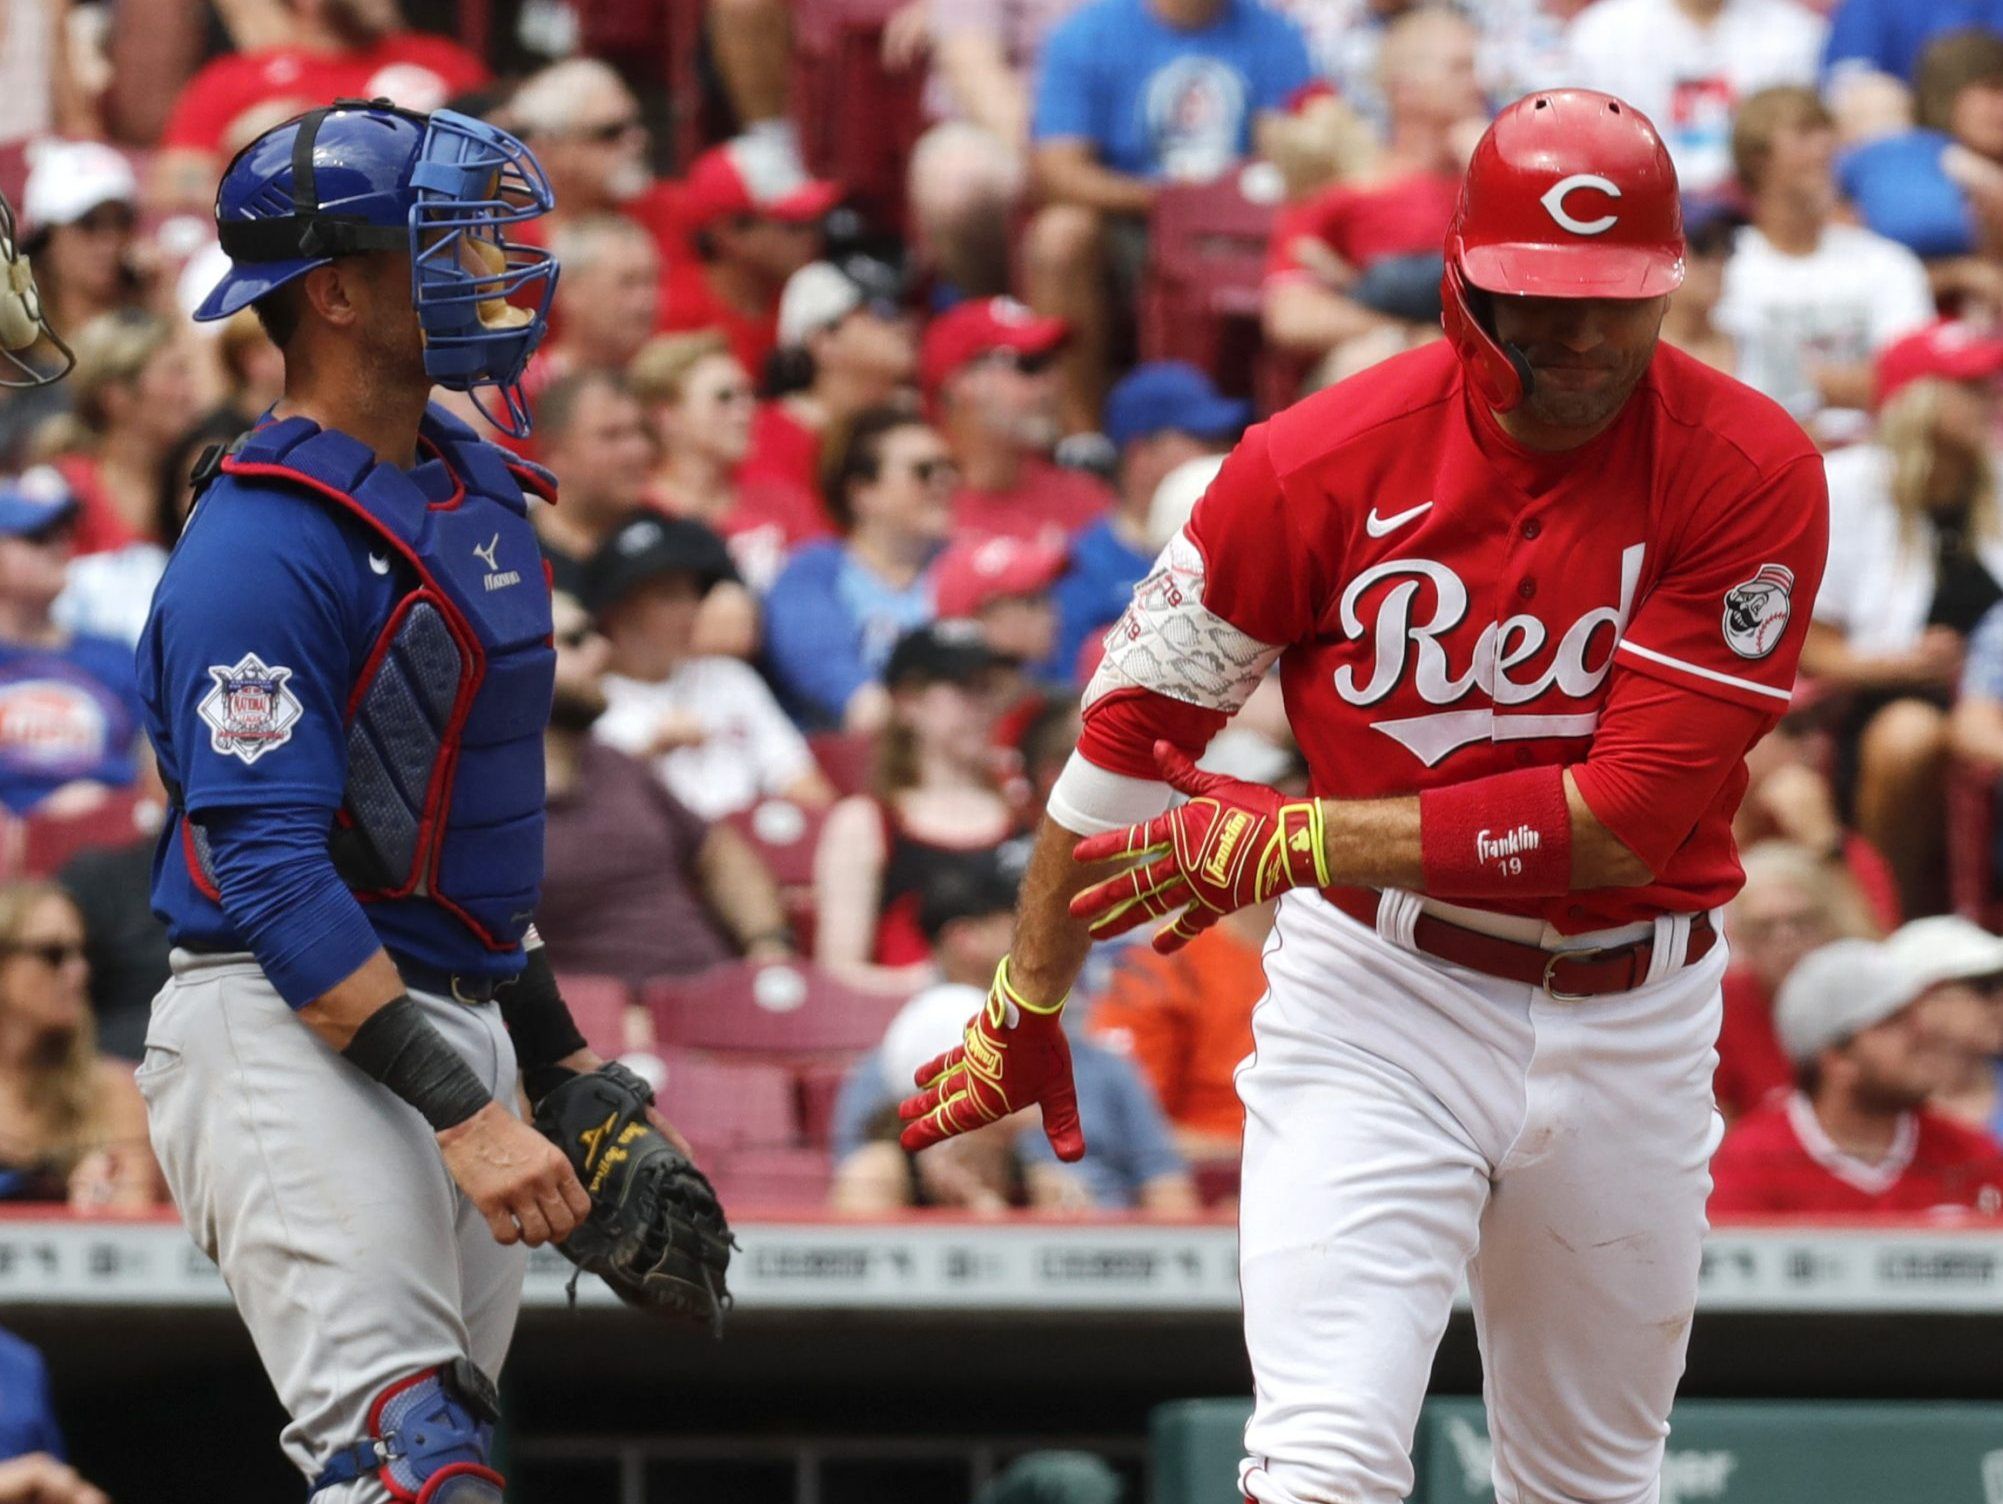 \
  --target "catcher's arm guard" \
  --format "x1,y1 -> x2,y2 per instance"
531,1062 -> 735,1333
